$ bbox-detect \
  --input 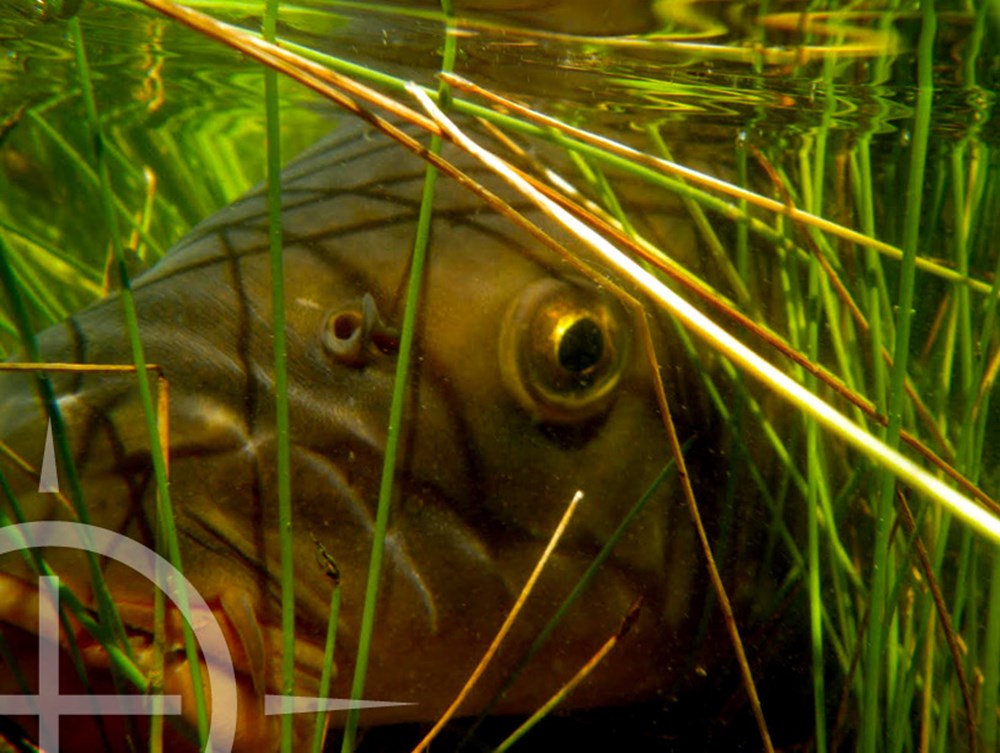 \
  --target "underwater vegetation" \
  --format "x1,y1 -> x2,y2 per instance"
0,1 -> 998,751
